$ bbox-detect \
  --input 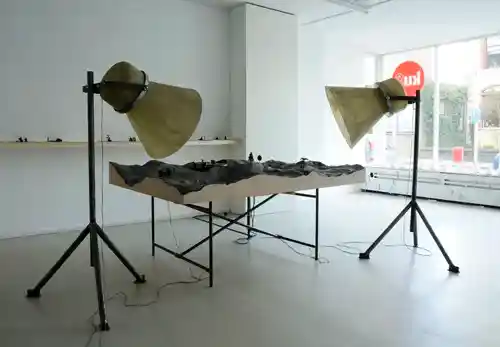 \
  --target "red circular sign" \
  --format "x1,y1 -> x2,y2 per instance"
392,61 -> 425,96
